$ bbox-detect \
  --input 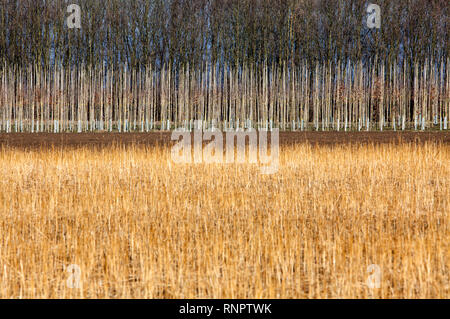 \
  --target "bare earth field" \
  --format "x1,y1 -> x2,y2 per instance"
0,133 -> 448,298
0,131 -> 449,148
